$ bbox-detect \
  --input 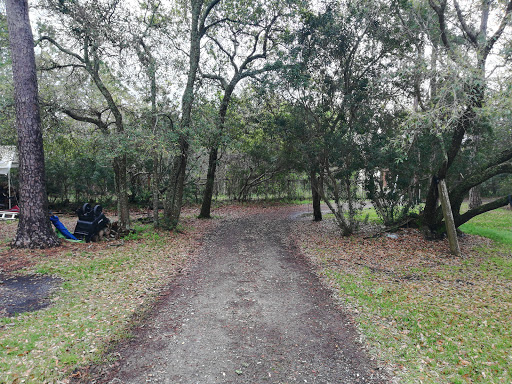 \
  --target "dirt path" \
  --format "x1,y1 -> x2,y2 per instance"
91,209 -> 387,383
